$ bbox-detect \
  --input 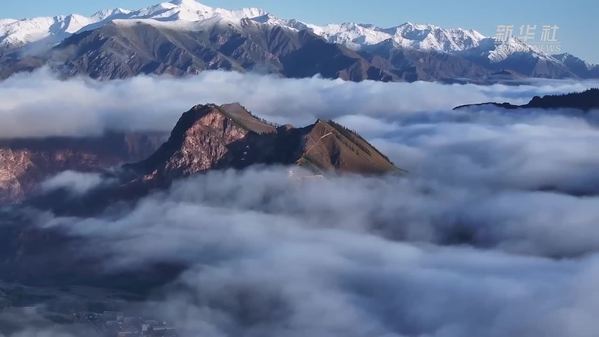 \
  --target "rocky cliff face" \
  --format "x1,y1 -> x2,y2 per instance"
0,150 -> 34,202
129,103 -> 398,184
0,131 -> 167,203
131,103 -> 276,180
